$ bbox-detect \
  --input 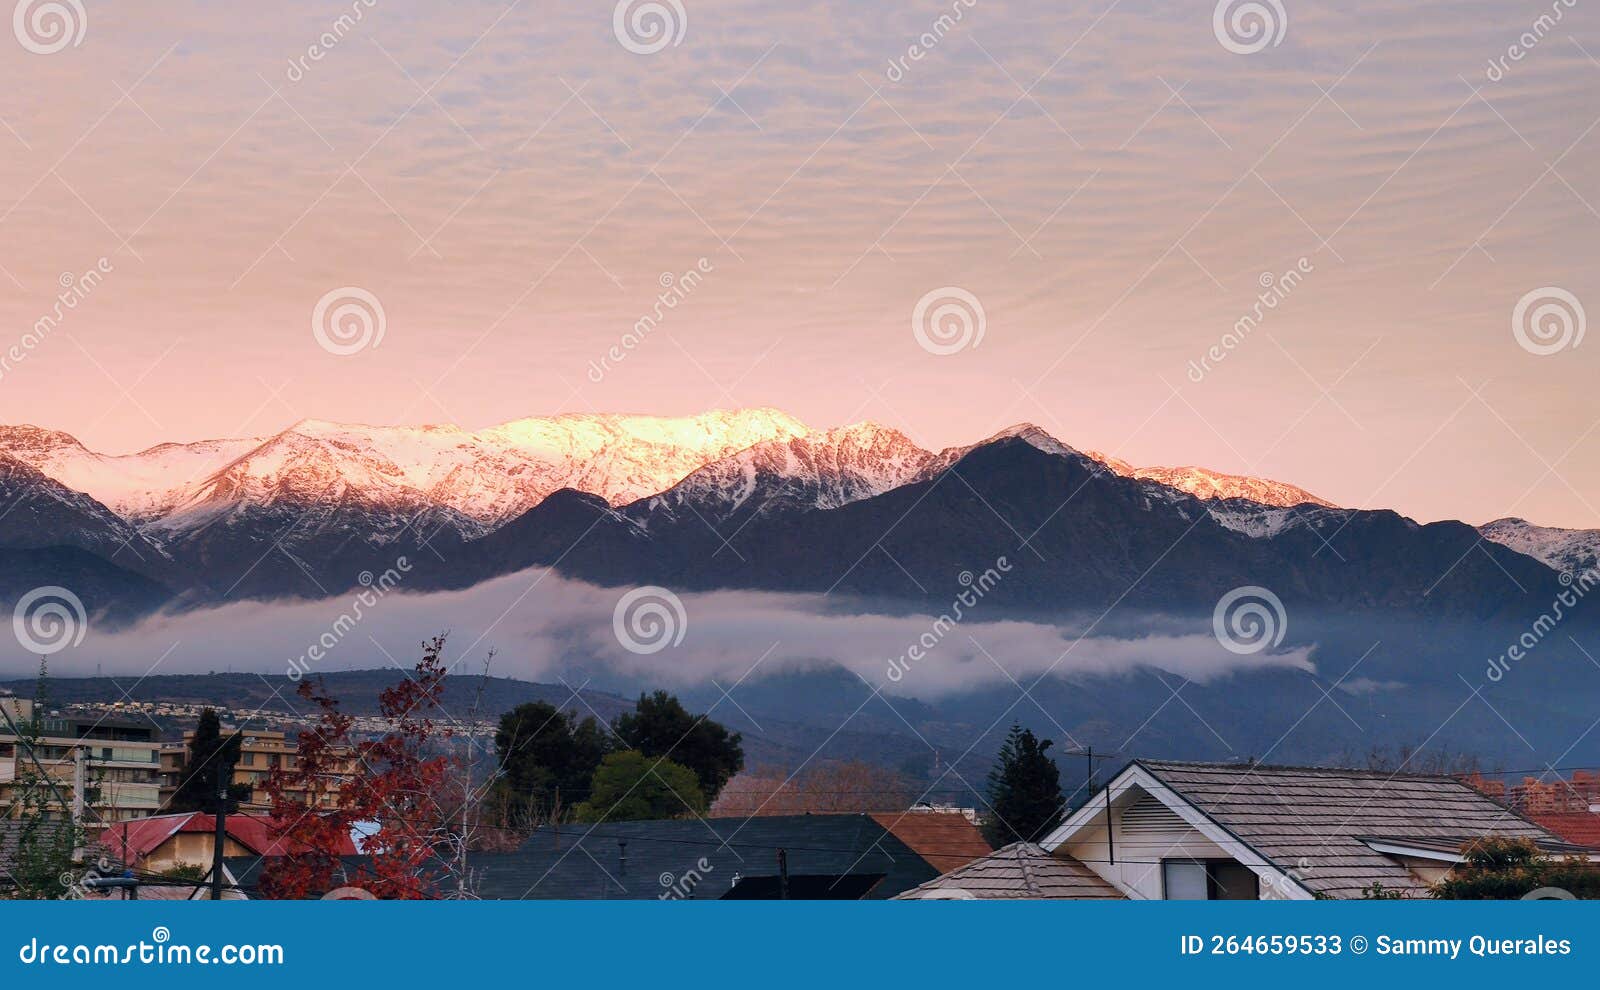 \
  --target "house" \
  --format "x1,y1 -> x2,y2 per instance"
897,842 -> 1124,899
0,697 -> 162,823
1530,811 -> 1600,848
1035,760 -> 1587,900
99,811 -> 359,874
